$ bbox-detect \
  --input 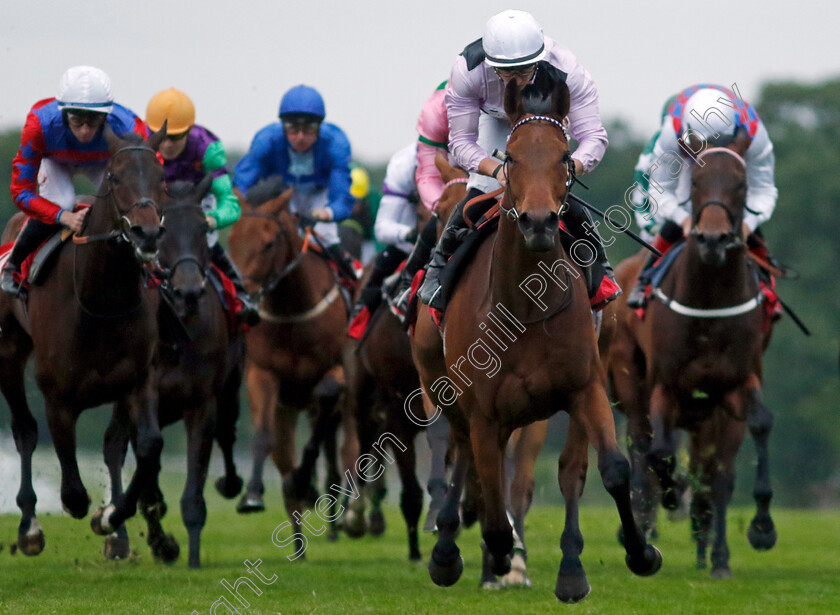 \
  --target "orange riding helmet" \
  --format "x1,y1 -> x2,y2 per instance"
146,88 -> 195,135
